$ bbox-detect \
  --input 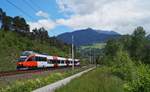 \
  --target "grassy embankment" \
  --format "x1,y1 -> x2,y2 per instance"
56,64 -> 150,92
56,67 -> 124,92
0,66 -> 92,92
81,43 -> 106,49
0,30 -> 68,71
